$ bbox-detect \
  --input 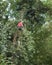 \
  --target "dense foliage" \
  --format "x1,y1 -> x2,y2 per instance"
0,0 -> 52,65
